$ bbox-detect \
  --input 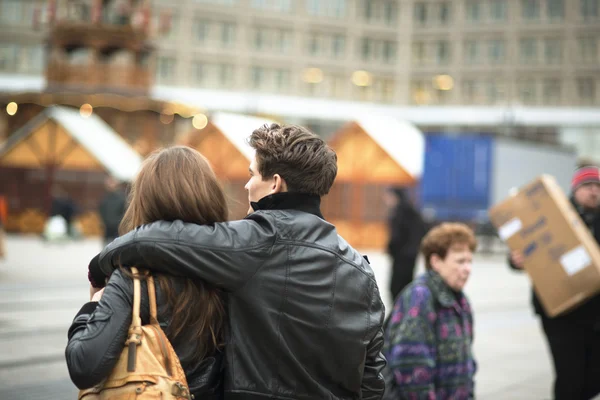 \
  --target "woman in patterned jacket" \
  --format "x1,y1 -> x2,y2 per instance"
383,222 -> 477,400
